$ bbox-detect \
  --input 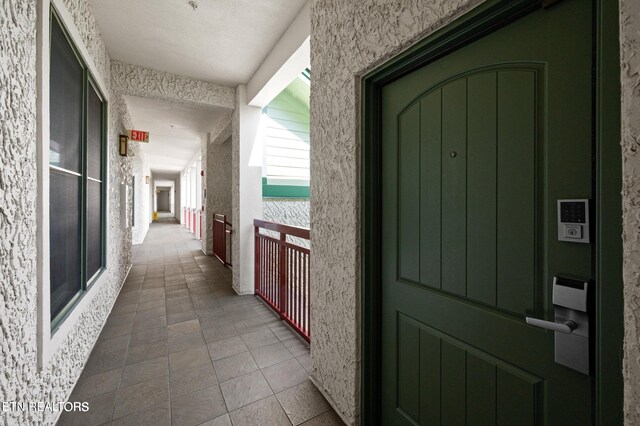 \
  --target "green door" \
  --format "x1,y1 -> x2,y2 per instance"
381,1 -> 593,424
